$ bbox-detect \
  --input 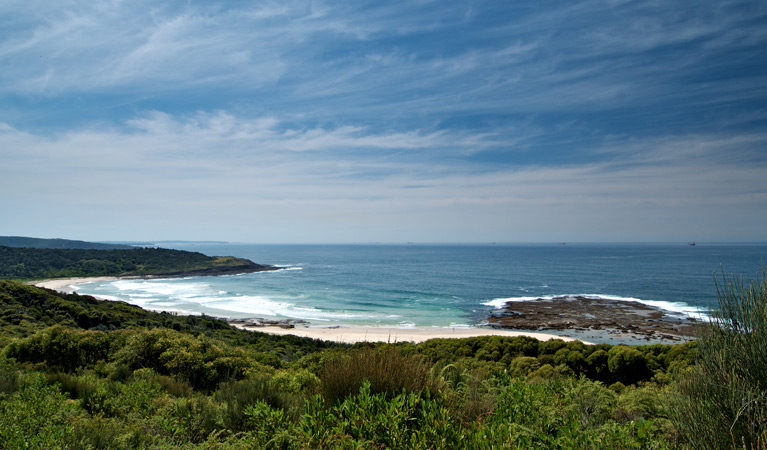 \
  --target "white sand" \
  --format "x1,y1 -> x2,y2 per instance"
31,276 -> 126,293
234,324 -> 585,344
32,276 -> 589,344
